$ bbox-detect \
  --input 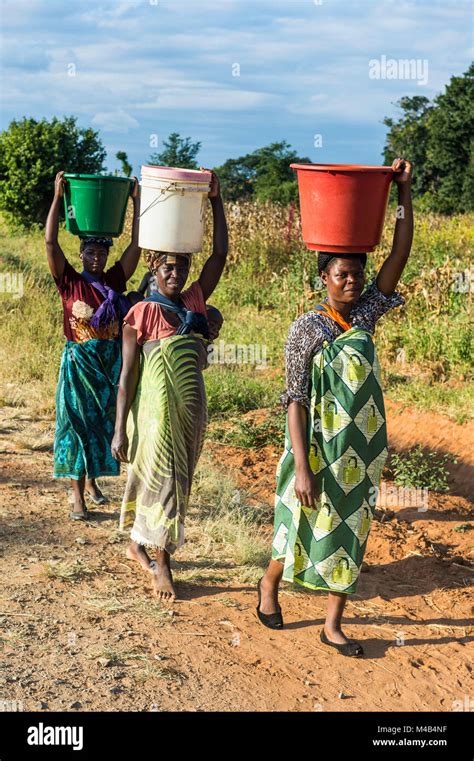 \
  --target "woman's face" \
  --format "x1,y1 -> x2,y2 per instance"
154,257 -> 190,298
80,244 -> 108,276
321,258 -> 365,305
